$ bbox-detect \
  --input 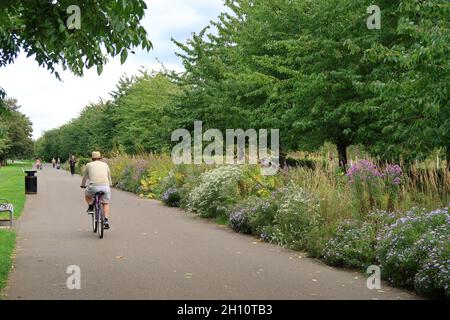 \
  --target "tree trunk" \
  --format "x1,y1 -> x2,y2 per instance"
279,149 -> 287,169
447,146 -> 450,172
337,142 -> 348,171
